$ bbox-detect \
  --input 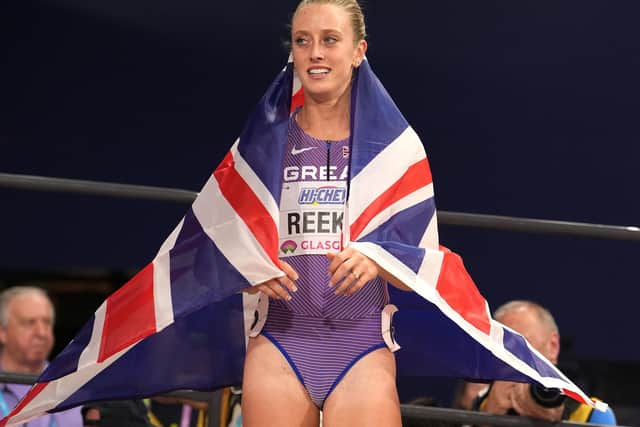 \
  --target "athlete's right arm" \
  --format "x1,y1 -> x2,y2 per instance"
242,260 -> 299,300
